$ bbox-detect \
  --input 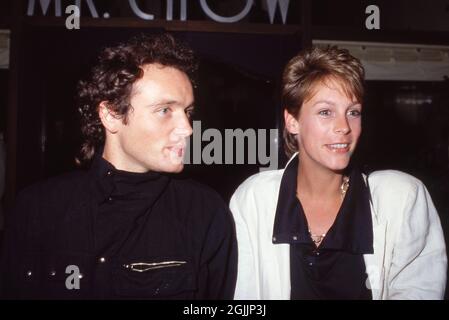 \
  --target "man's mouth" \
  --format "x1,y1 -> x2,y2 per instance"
167,145 -> 185,158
